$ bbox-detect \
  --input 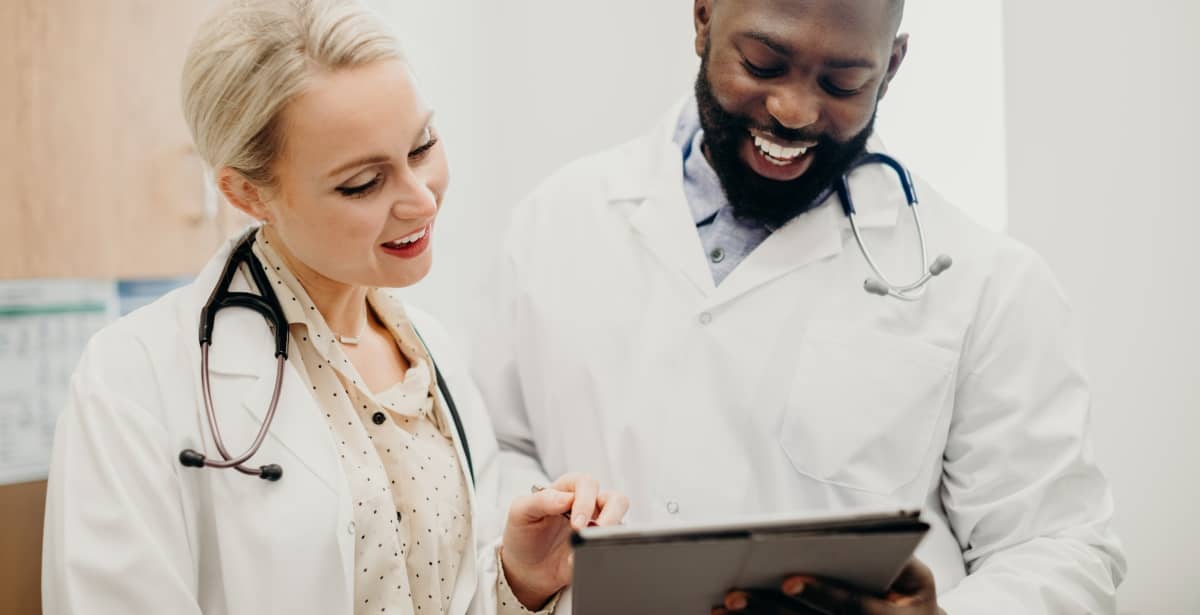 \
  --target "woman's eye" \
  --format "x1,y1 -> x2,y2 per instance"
336,173 -> 382,198
743,60 -> 785,79
409,132 -> 439,160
